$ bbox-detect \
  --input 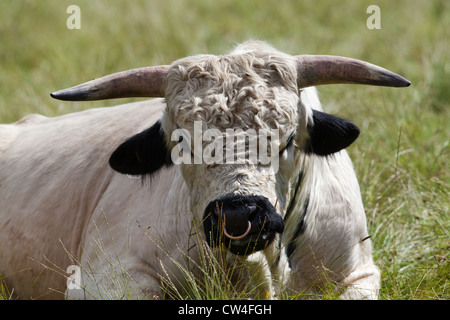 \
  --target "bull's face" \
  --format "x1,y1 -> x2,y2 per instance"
163,52 -> 299,255
51,40 -> 409,256
109,51 -> 360,255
